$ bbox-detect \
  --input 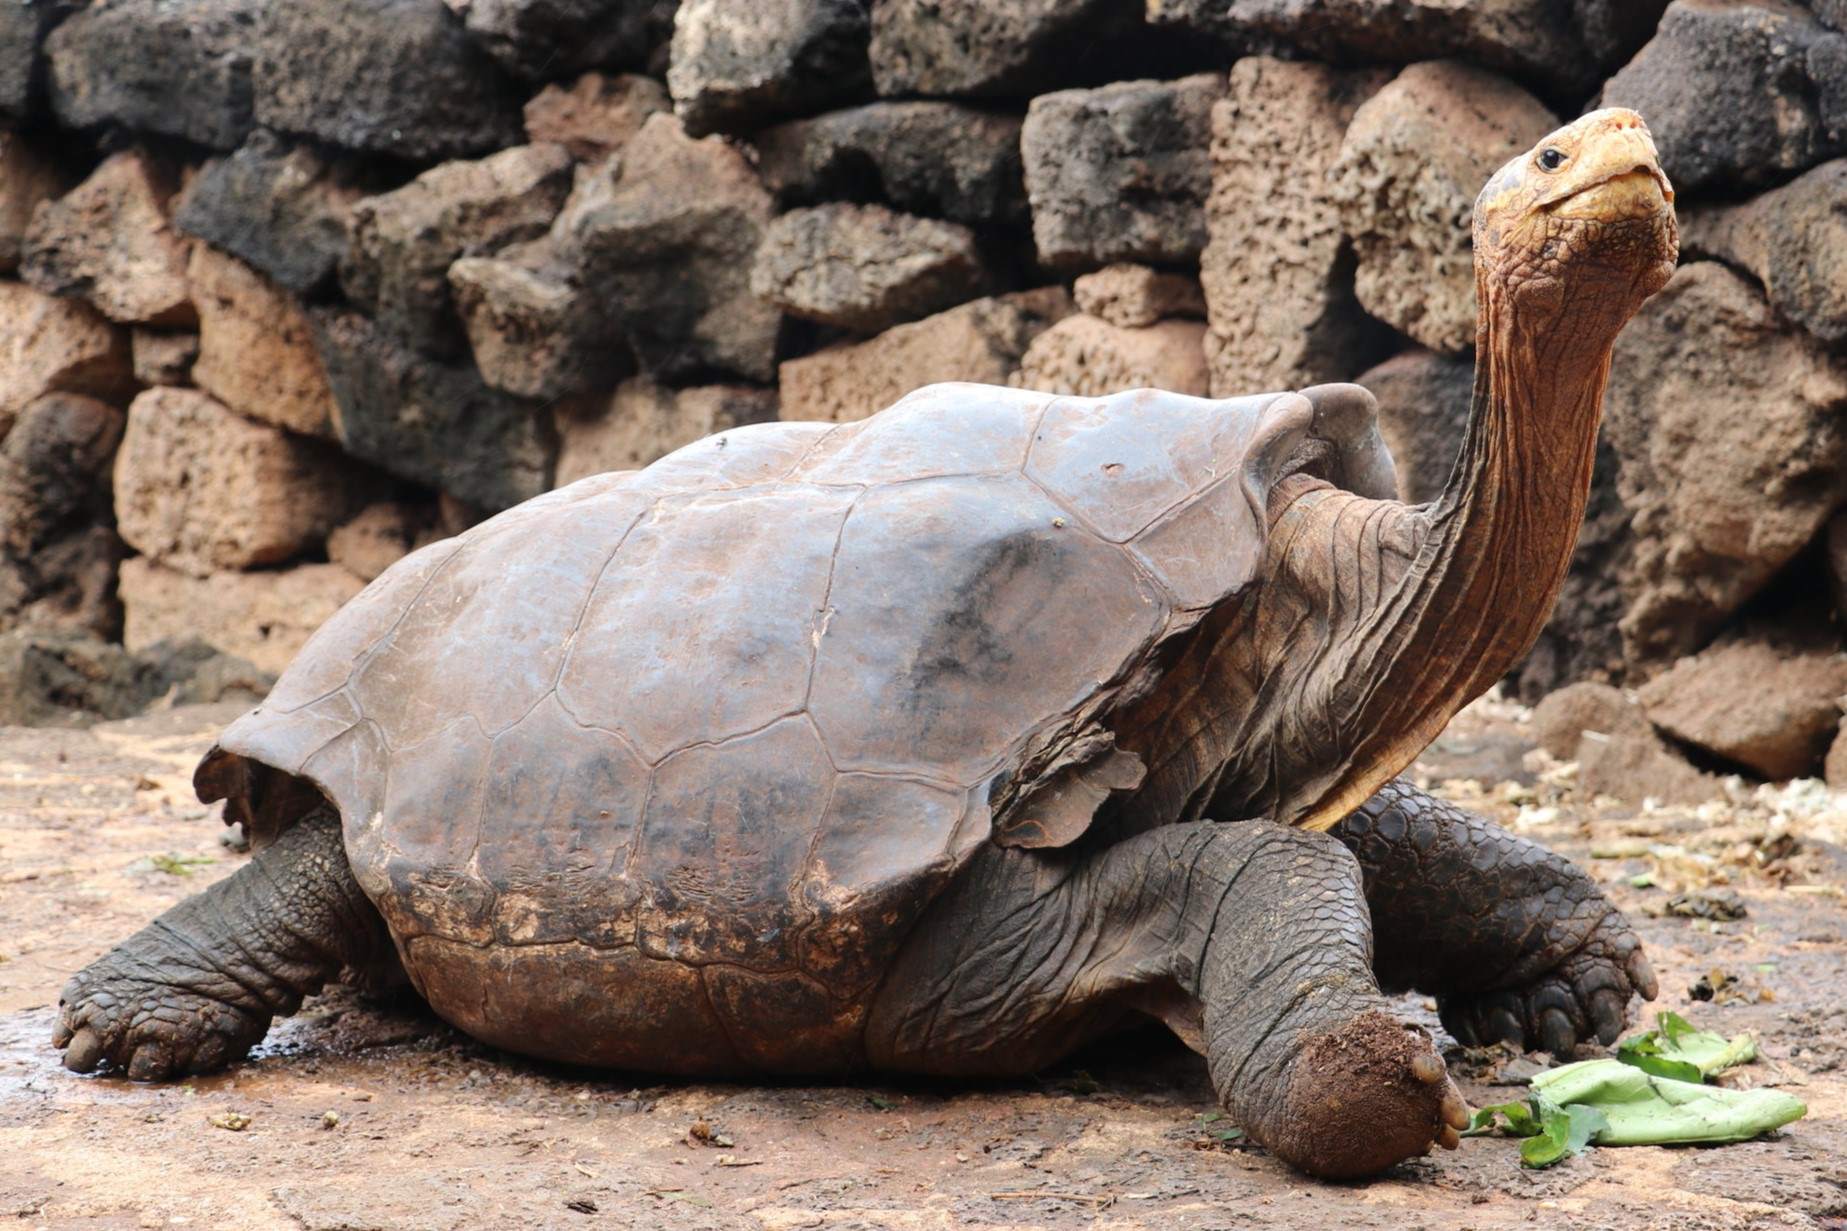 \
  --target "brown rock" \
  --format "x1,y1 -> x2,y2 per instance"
555,381 -> 779,487
1639,635 -> 1847,781
522,72 -> 670,162
1332,61 -> 1556,355
448,238 -> 629,401
1013,315 -> 1209,398
326,501 -> 438,583
749,203 -> 988,334
342,143 -> 574,357
1576,727 -> 1725,807
1355,349 -> 1473,504
559,113 -> 781,382
1203,58 -> 1390,395
778,287 -> 1071,423
667,0 -> 871,137
1073,264 -> 1205,329
1824,720 -> 1847,791
112,388 -> 360,578
21,151 -> 195,327
1530,681 -> 1648,761
1683,159 -> 1847,348
1605,263 -> 1847,664
0,133 -> 67,274
0,282 -> 134,438
0,393 -> 127,640
130,330 -> 199,388
118,557 -> 364,676
189,245 -> 337,437
1023,75 -> 1222,270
